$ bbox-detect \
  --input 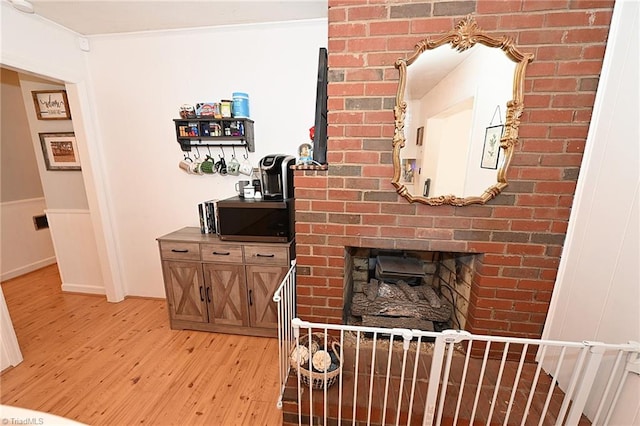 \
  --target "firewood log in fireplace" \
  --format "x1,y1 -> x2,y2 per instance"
350,293 -> 452,322
397,280 -> 420,302
421,284 -> 442,308
366,279 -> 379,301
